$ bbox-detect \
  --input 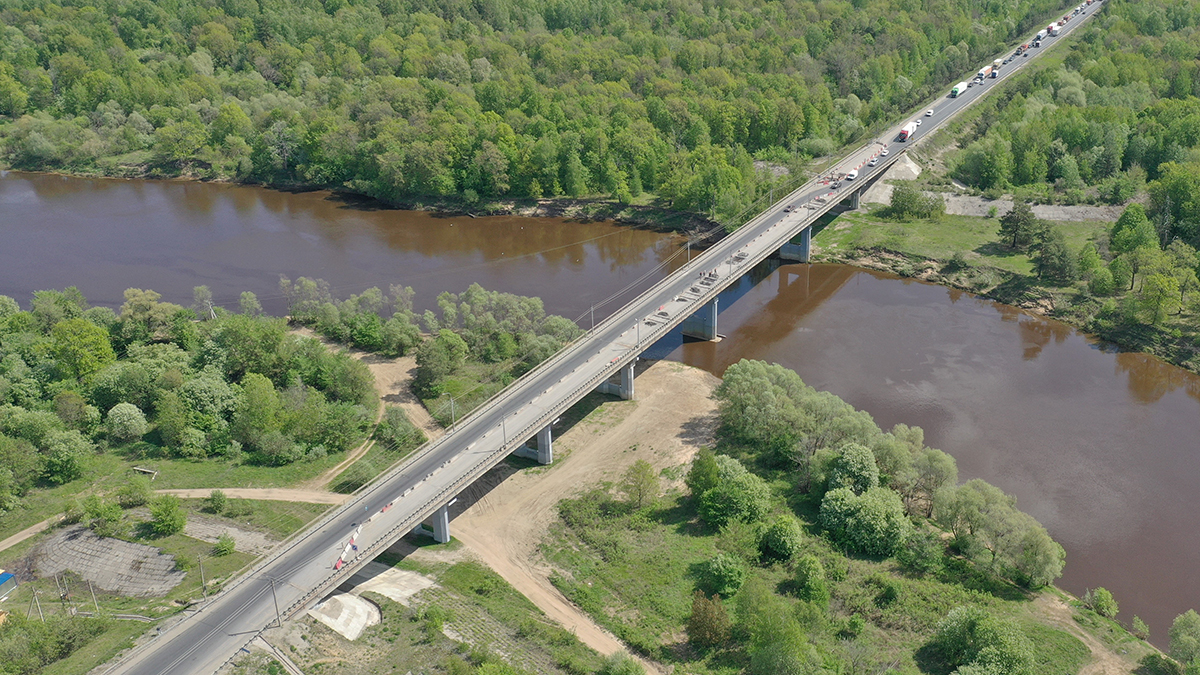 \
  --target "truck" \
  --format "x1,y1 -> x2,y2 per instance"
899,122 -> 918,142
1051,23 -> 1061,36
951,81 -> 969,97
976,65 -> 993,80
1036,30 -> 1047,42
992,59 -> 1002,77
